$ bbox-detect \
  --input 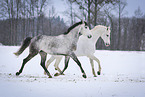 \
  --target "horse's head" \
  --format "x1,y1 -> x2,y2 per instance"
78,21 -> 92,39
100,26 -> 111,47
